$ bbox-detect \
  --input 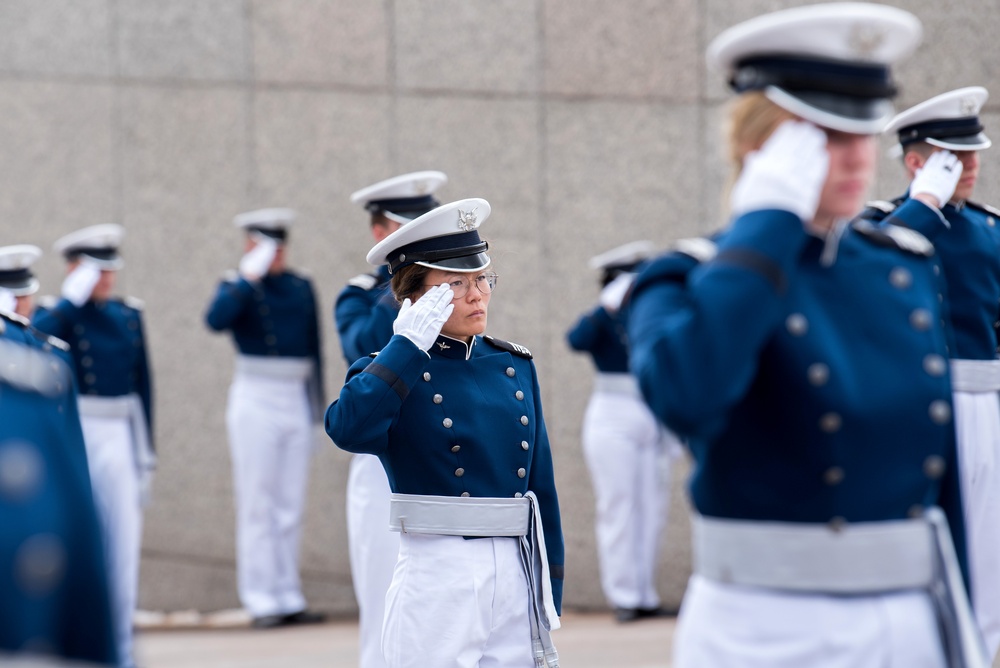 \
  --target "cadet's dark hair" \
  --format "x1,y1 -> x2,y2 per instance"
390,264 -> 433,304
